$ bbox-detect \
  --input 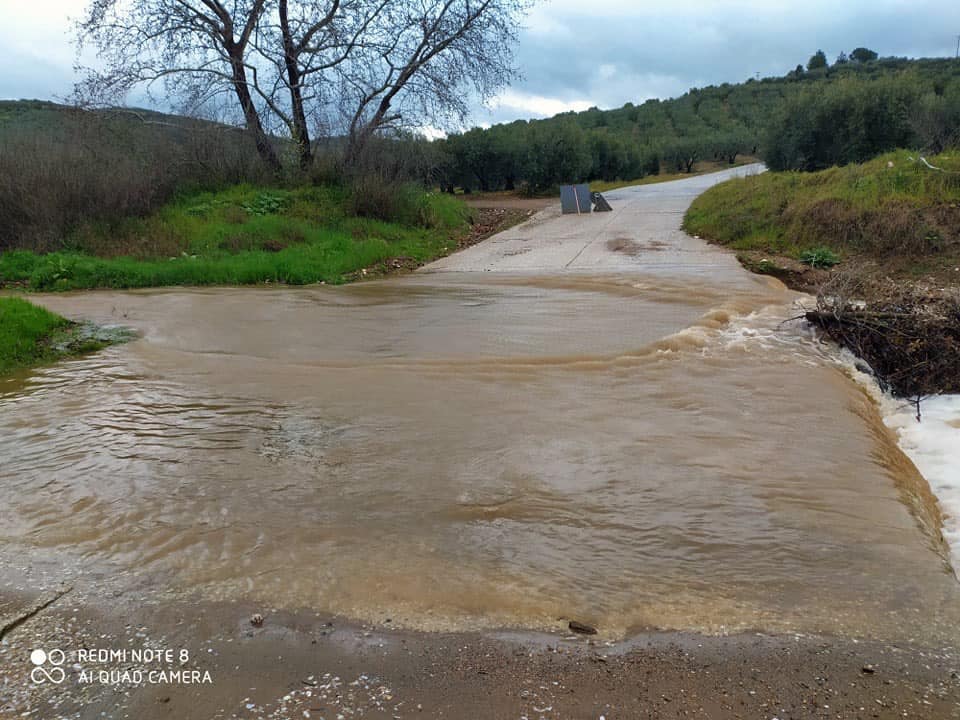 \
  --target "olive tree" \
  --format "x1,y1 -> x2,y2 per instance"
807,50 -> 827,71
850,47 -> 878,63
